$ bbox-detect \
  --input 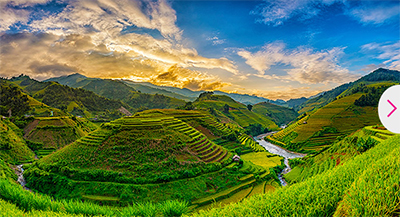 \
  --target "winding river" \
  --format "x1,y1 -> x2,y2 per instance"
255,133 -> 306,186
